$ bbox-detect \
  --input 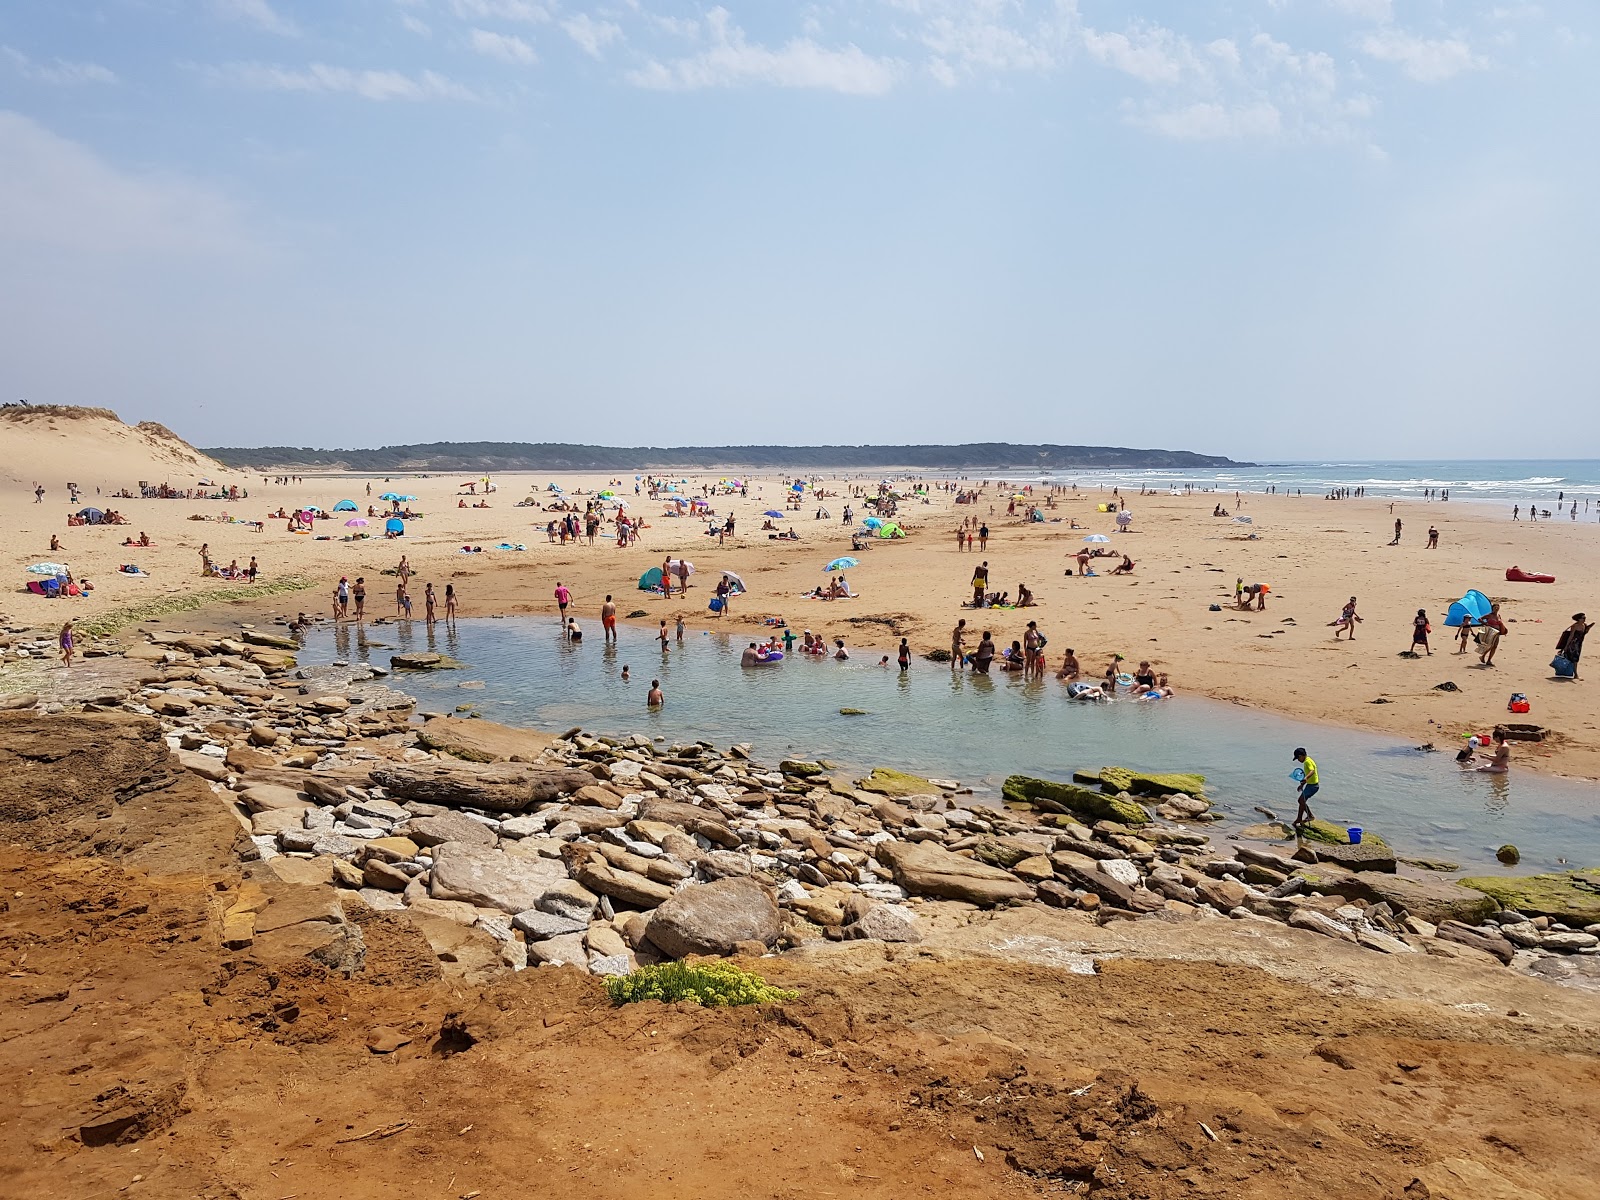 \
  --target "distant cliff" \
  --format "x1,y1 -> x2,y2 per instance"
199,441 -> 1251,472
